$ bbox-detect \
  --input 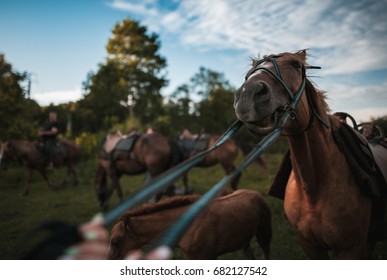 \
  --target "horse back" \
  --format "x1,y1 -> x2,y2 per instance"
181,189 -> 271,258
